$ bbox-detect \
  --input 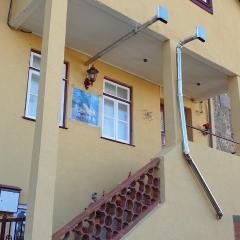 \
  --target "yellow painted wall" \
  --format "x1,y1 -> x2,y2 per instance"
98,0 -> 240,75
161,87 -> 210,146
184,97 -> 210,146
53,49 -> 162,230
0,0 -> 159,230
0,0 -> 211,232
125,142 -> 240,240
